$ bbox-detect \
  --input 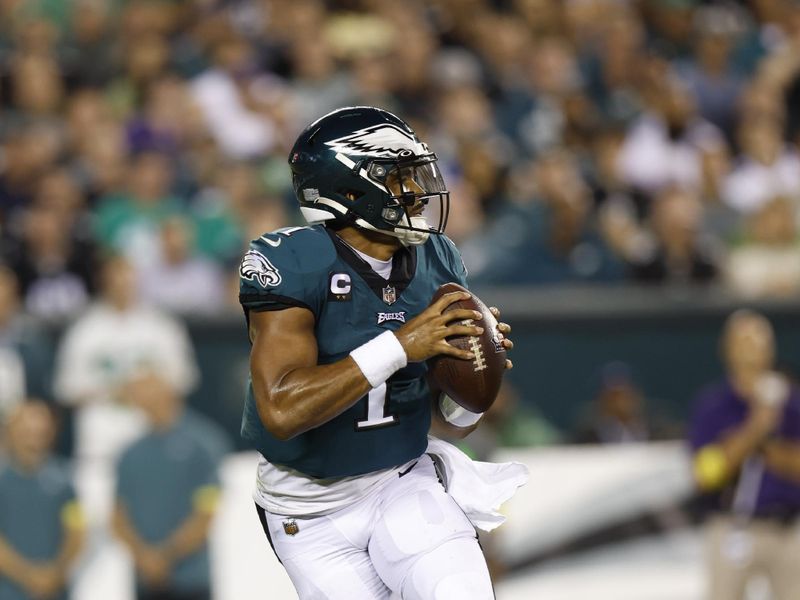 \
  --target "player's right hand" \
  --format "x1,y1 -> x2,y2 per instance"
395,291 -> 483,362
